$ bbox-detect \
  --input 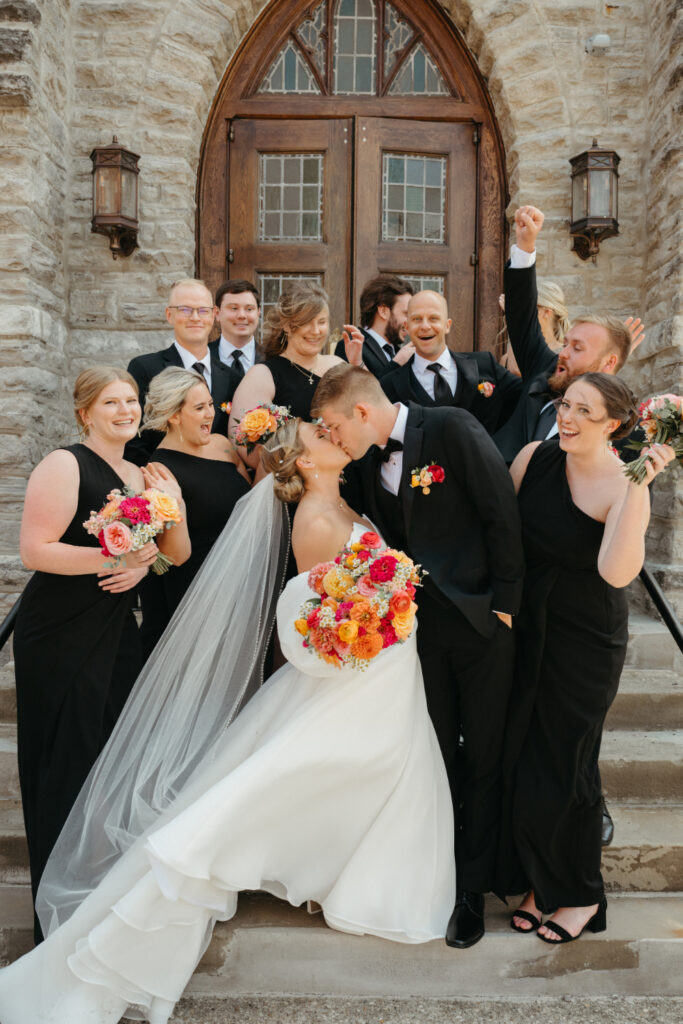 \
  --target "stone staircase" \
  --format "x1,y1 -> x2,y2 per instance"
0,614 -> 682,1012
